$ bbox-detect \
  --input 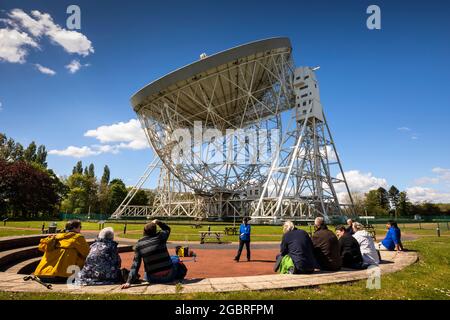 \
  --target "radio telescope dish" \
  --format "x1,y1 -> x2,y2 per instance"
133,37 -> 294,194
113,37 -> 355,220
